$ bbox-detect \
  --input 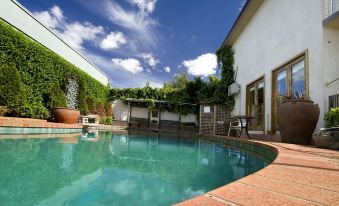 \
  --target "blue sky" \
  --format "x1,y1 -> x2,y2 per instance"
18,0 -> 245,88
